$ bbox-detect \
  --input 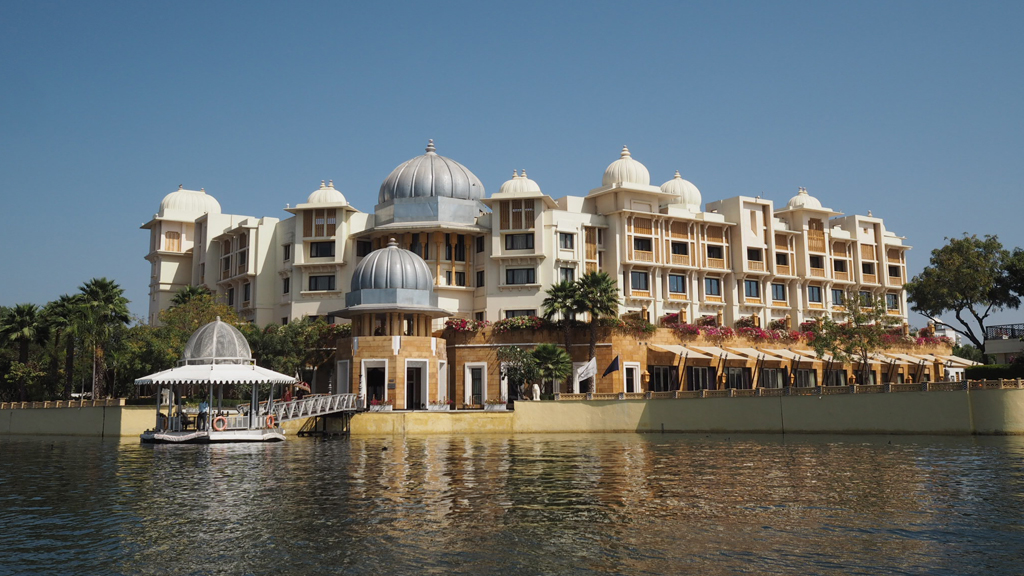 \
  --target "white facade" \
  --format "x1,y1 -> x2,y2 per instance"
143,144 -> 911,329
